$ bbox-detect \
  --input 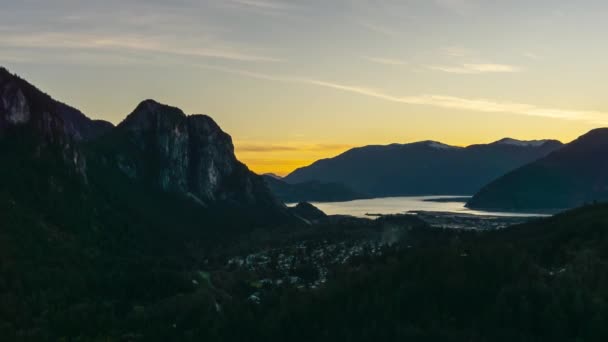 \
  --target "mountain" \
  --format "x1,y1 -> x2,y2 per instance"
467,128 -> 608,211
0,66 -> 305,340
0,67 -> 113,142
0,66 -> 294,250
4,66 -> 608,341
263,173 -> 283,180
288,202 -> 328,223
263,175 -> 370,203
284,139 -> 563,197
92,99 -> 284,211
